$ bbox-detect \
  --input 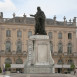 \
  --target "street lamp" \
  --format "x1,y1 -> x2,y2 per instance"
60,53 -> 64,74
